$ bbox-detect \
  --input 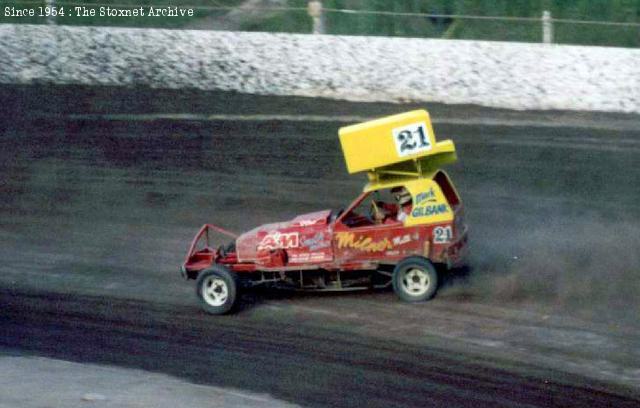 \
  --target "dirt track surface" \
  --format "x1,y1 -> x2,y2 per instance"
1,85 -> 640,407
